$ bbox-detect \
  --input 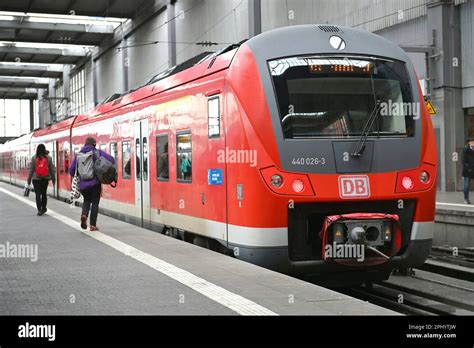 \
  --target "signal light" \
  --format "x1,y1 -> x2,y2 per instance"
419,171 -> 430,184
401,176 -> 414,190
292,179 -> 305,193
270,174 -> 283,187
383,222 -> 392,242
395,163 -> 436,193
260,166 -> 315,196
